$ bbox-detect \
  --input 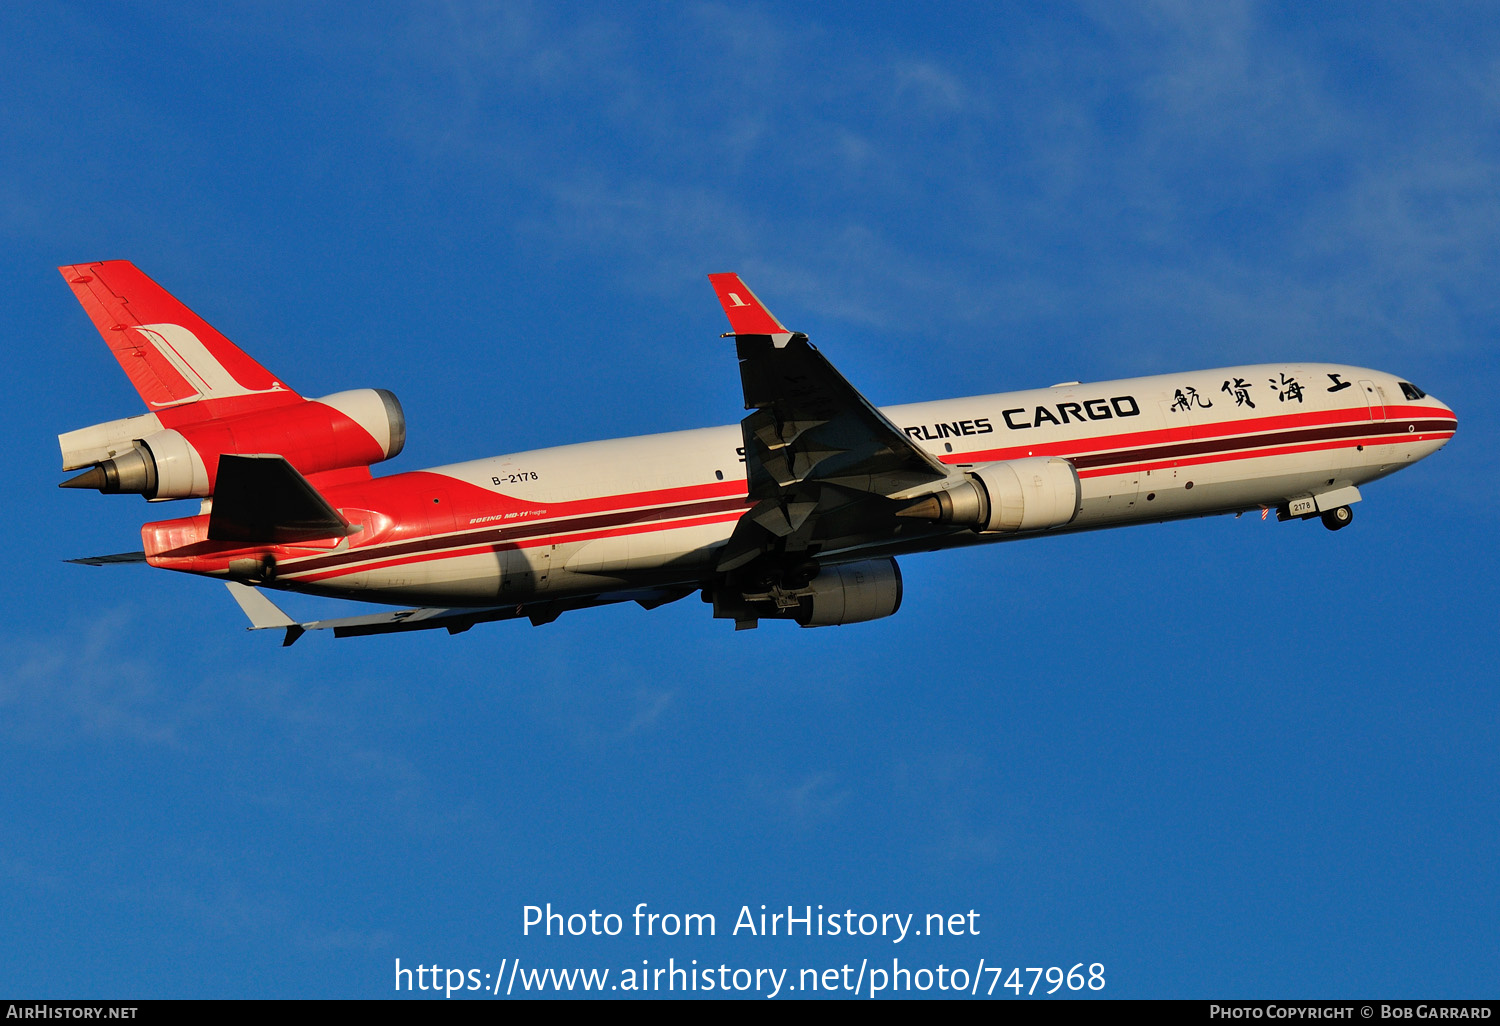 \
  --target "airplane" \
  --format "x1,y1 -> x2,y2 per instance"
56,260 -> 1456,644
